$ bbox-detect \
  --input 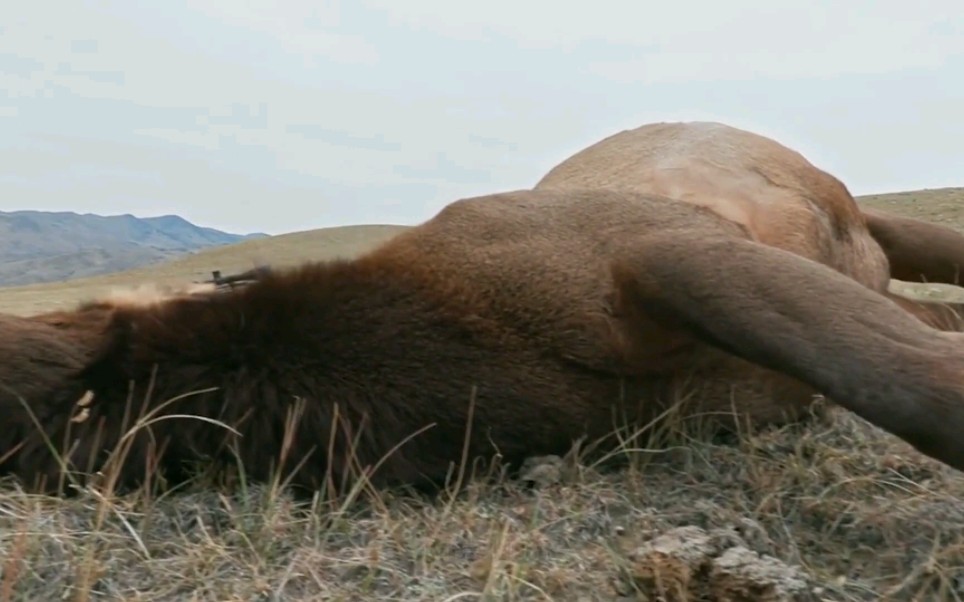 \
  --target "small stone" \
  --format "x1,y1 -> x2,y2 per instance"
628,526 -> 715,601
710,546 -> 814,602
518,455 -> 563,488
